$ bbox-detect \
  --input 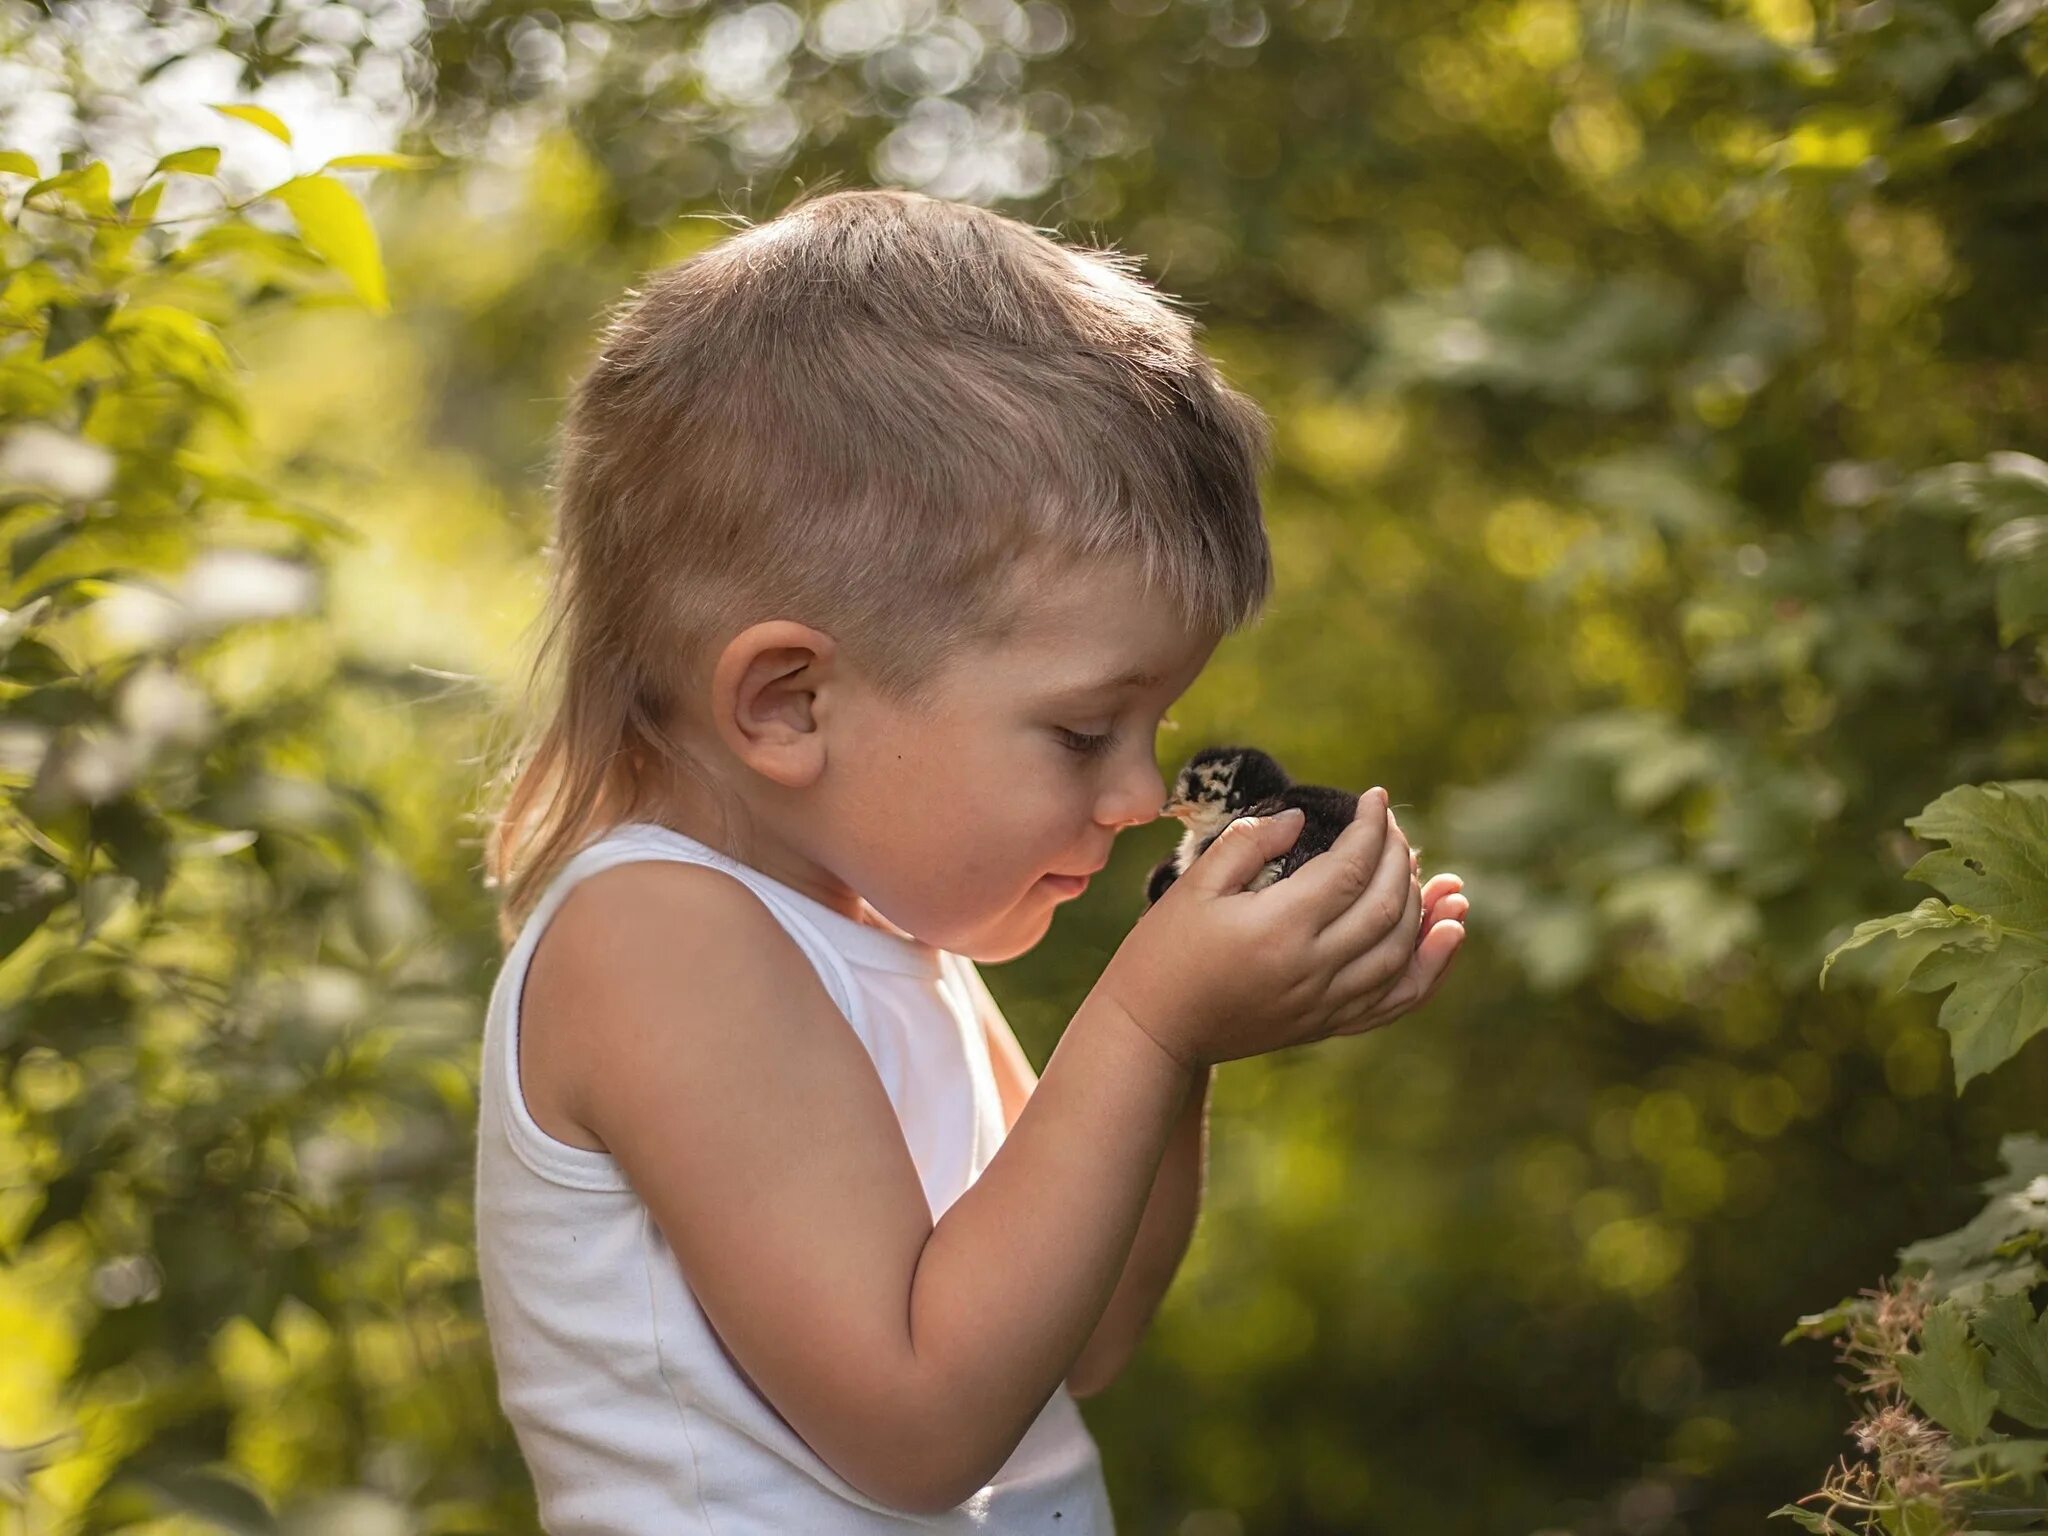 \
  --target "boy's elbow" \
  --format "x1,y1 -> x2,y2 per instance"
828,1392 -> 990,1516
850,1443 -> 985,1519
848,1381 -> 1024,1515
